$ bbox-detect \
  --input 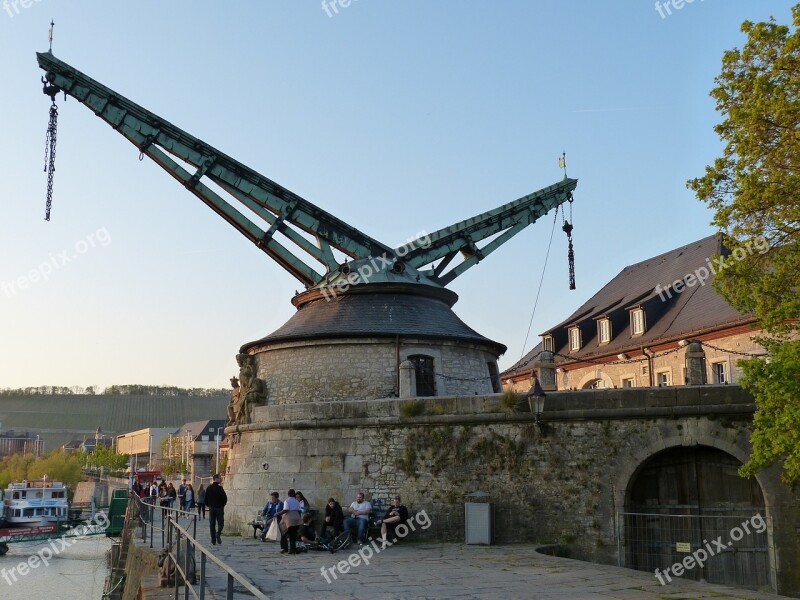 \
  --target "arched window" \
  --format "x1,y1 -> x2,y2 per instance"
408,354 -> 436,397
